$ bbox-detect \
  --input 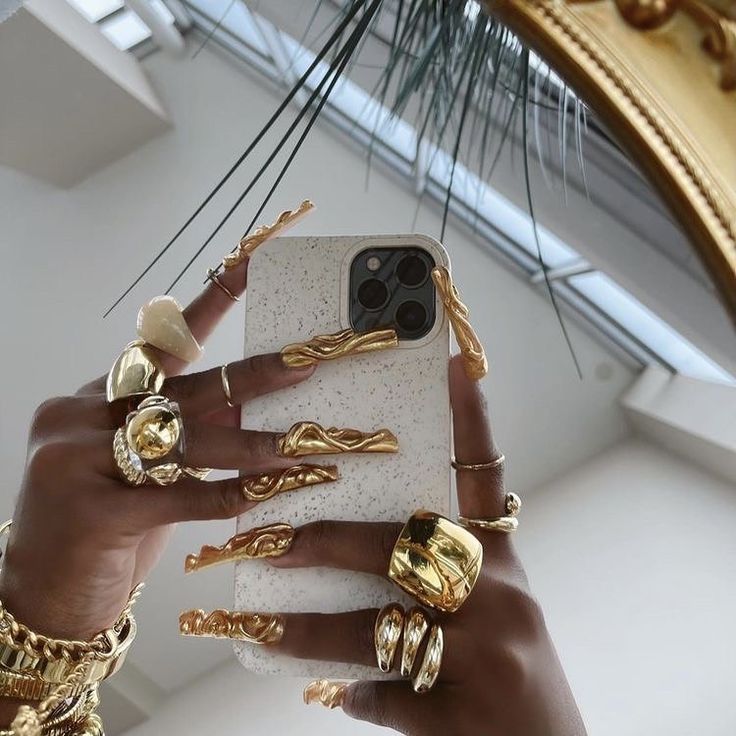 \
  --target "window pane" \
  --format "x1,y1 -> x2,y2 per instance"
100,9 -> 151,50
66,0 -> 123,23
